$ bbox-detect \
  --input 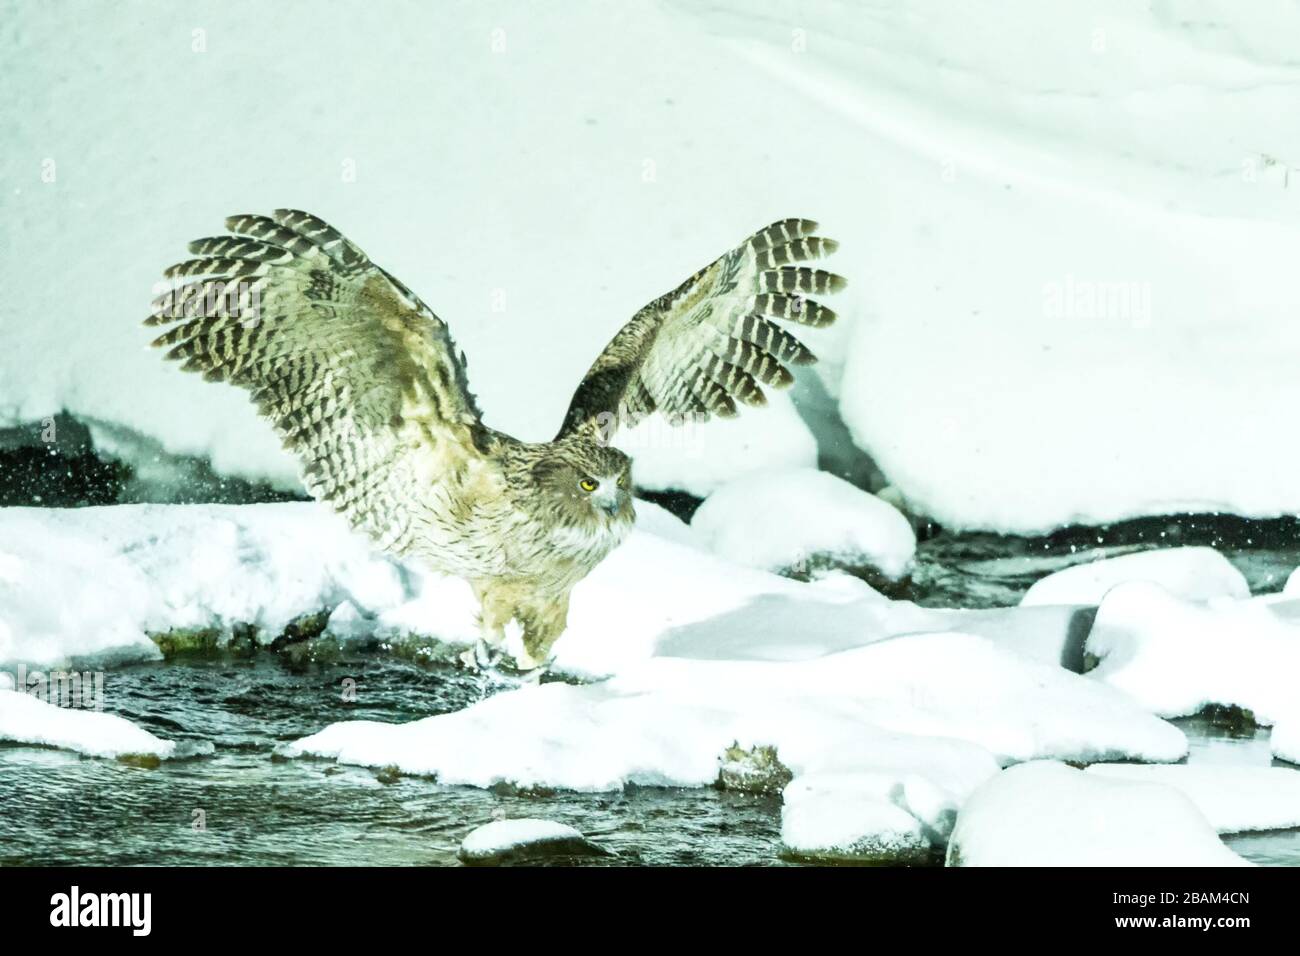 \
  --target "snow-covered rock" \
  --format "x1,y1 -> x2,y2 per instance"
781,770 -> 974,864
0,688 -> 174,759
689,468 -> 915,580
1086,581 -> 1300,728
947,761 -> 1250,867
1021,547 -> 1249,607
1086,764 -> 1300,834
458,819 -> 604,865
